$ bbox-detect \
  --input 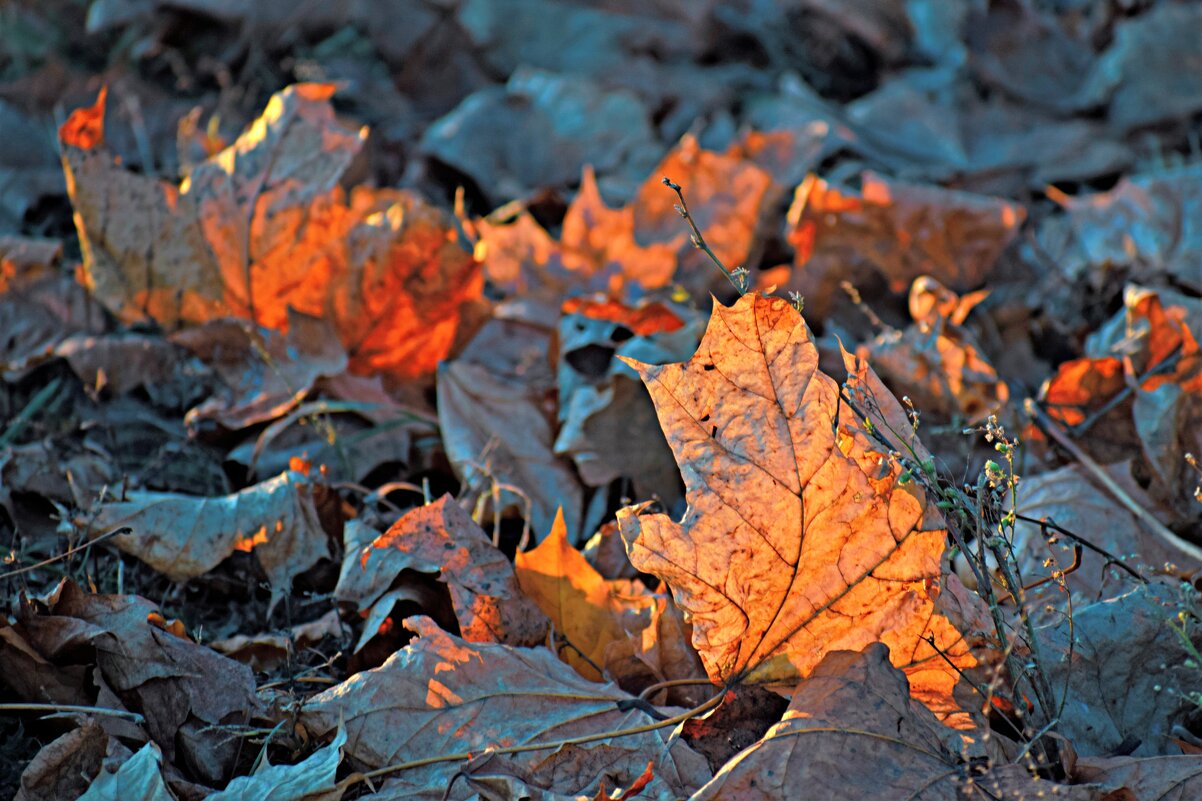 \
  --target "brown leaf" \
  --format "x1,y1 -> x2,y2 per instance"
617,292 -> 975,717
515,509 -> 654,680
1074,753 -> 1202,799
300,616 -> 711,799
602,593 -> 709,708
689,643 -> 1108,801
173,309 -> 347,430
437,317 -> 583,542
60,83 -> 481,380
1036,581 -> 1202,757
867,276 -> 1008,422
786,172 -> 1024,312
1039,164 -> 1202,295
335,495 -> 548,647
14,720 -> 122,801
17,580 -> 261,784
77,468 -> 330,612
